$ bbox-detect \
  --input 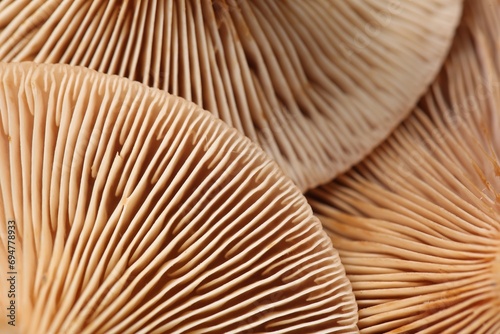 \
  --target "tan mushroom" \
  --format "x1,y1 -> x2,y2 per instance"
0,0 -> 462,191
0,62 -> 358,333
307,0 -> 500,332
